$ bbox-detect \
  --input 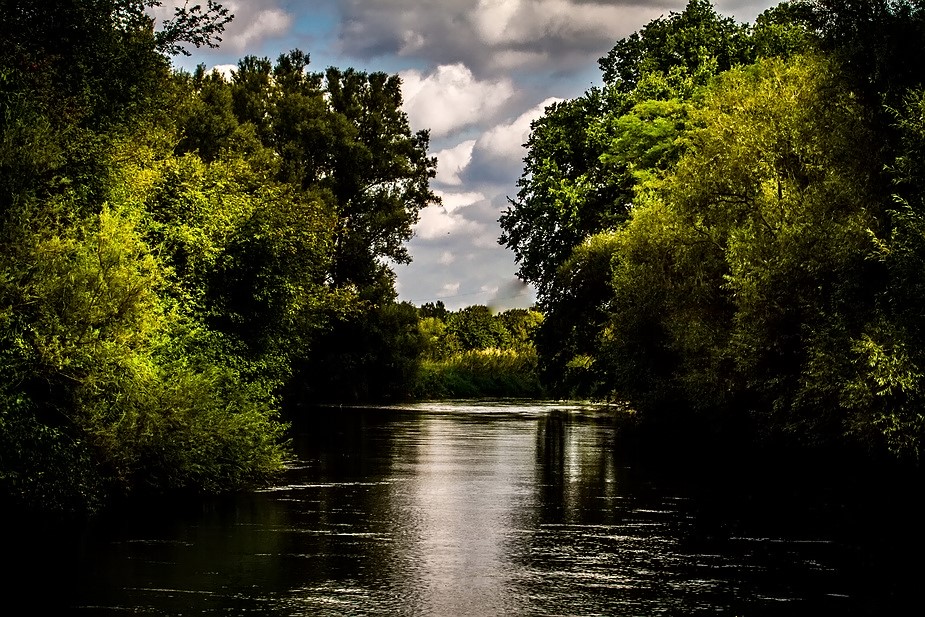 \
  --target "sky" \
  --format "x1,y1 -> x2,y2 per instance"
158,0 -> 778,310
